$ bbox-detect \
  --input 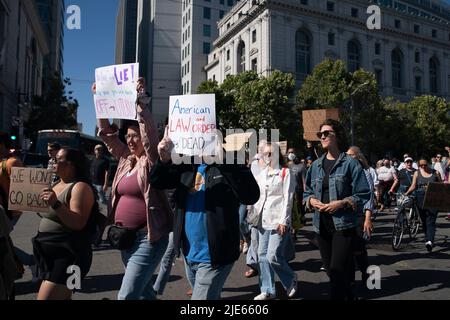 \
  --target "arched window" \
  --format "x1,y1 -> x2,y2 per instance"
295,29 -> 311,80
237,41 -> 245,73
347,40 -> 361,72
391,49 -> 403,89
429,57 -> 439,94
